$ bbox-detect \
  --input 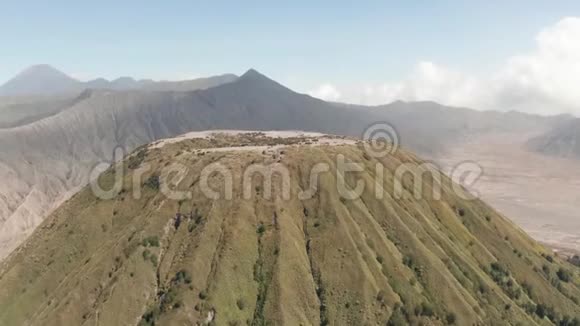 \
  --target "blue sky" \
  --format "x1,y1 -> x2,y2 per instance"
1,1 -> 580,113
